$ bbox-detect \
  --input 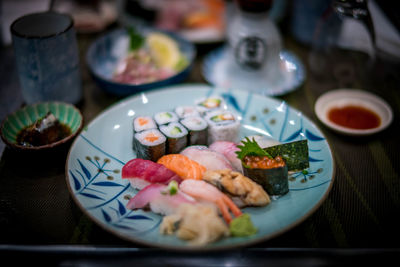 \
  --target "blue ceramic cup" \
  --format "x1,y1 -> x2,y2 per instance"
10,12 -> 82,104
